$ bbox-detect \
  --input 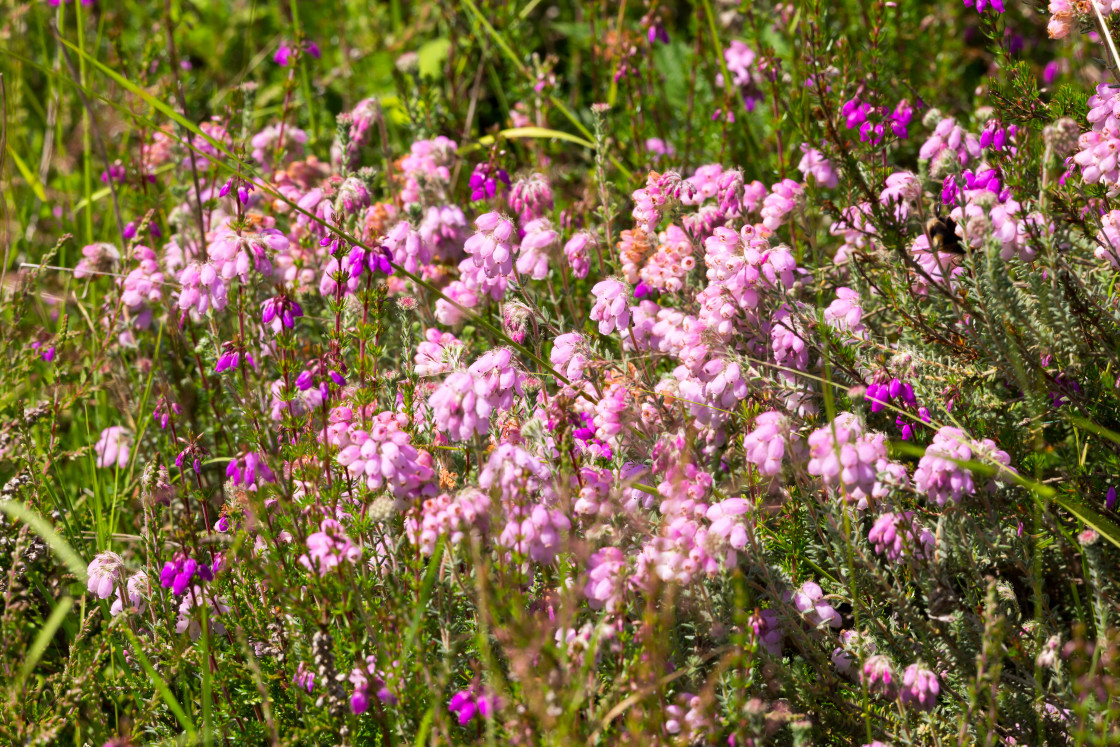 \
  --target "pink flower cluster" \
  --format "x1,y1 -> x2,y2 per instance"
335,411 -> 436,501
405,489 -> 492,556
913,426 -> 1011,506
867,511 -> 936,562
464,212 -> 517,278
299,518 -> 362,575
806,413 -> 888,507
